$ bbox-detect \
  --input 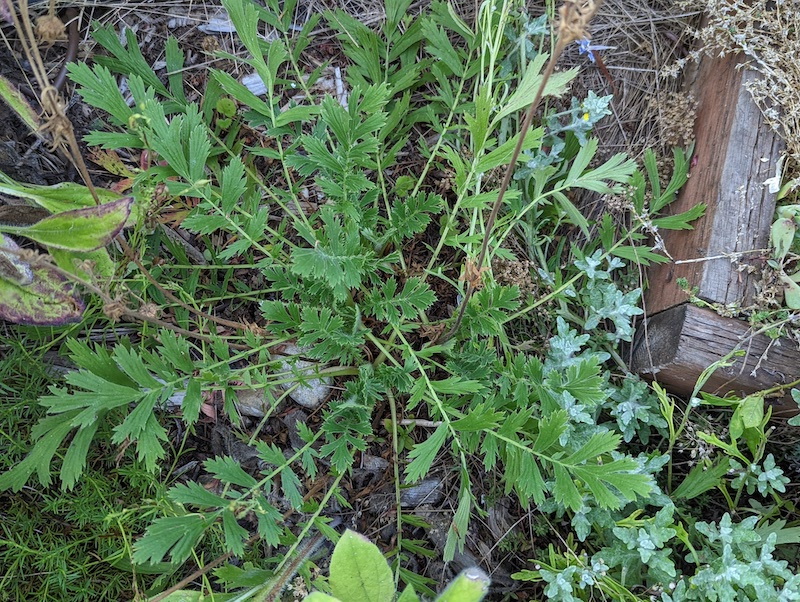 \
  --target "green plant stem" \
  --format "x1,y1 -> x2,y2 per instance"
438,36 -> 568,344
259,473 -> 345,602
387,389 -> 404,587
